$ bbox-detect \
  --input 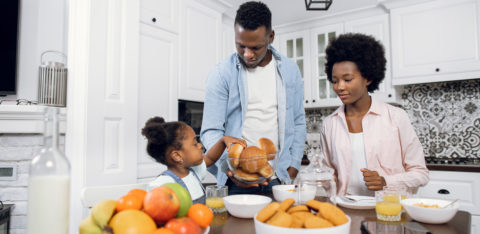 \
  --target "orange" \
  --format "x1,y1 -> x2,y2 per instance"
109,210 -> 157,234
128,188 -> 147,203
152,228 -> 175,234
187,203 -> 213,228
116,194 -> 143,212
